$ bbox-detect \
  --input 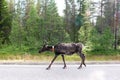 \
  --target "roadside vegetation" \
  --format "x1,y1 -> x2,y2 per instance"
0,0 -> 120,61
0,46 -> 120,61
